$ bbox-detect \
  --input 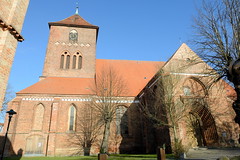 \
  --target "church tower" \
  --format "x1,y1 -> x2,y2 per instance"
42,11 -> 99,78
